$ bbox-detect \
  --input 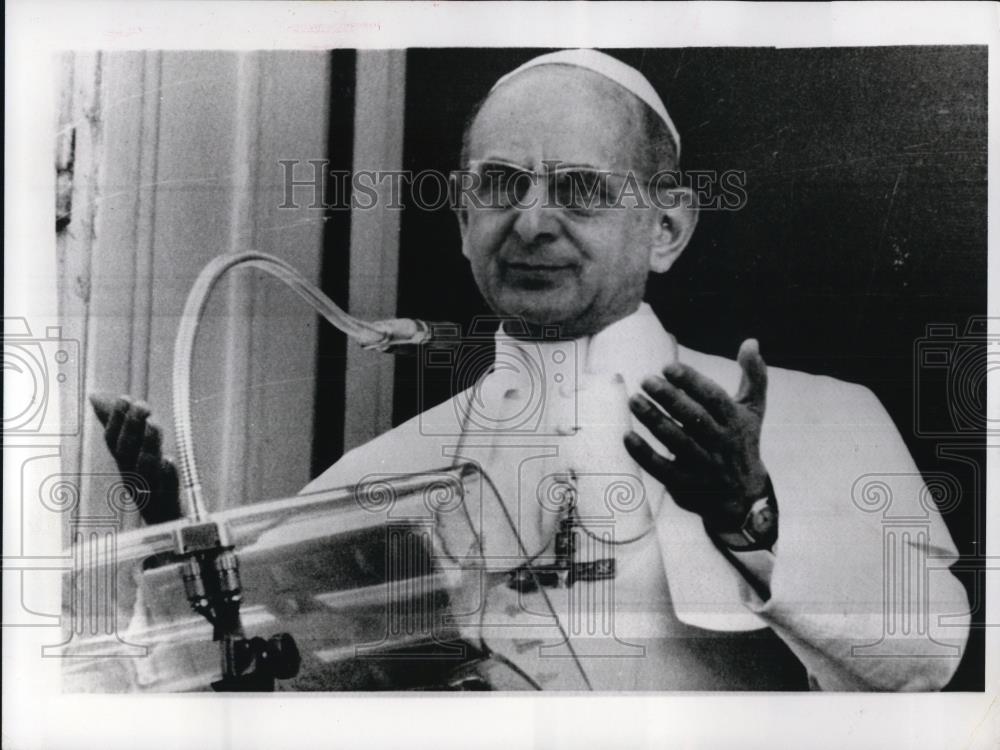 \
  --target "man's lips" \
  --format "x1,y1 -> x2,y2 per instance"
500,261 -> 577,289
501,260 -> 577,272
